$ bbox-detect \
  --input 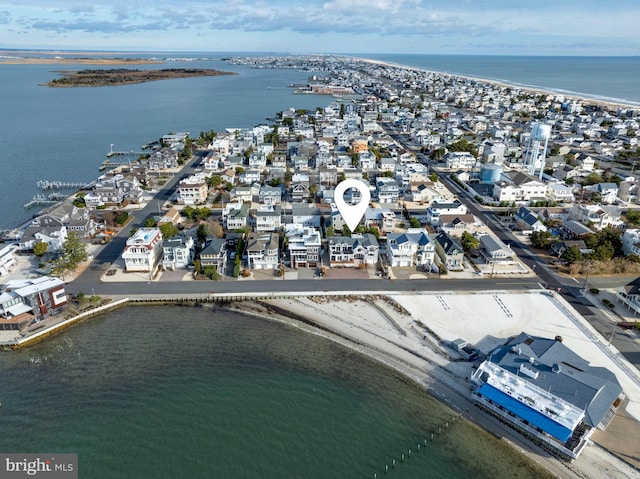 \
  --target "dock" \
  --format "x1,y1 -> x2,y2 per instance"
37,180 -> 91,190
